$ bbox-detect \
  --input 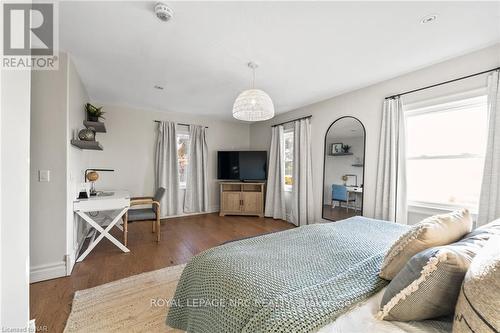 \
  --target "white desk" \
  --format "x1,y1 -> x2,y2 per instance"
346,186 -> 363,211
73,190 -> 130,262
